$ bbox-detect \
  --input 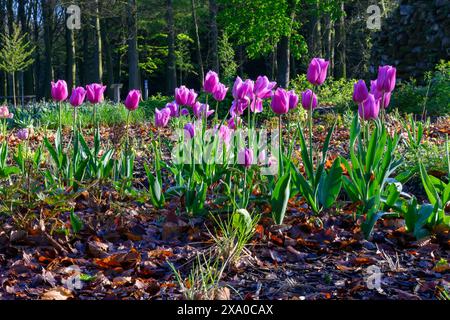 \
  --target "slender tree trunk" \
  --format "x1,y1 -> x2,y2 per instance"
0,0 -> 6,98
42,0 -> 54,99
127,0 -> 140,90
326,16 -> 335,77
6,0 -> 13,98
336,1 -> 346,78
276,0 -> 297,88
314,1 -> 323,57
166,0 -> 176,94
93,0 -> 103,83
102,18 -> 114,96
33,0 -> 40,98
65,11 -> 76,89
81,7 -> 90,85
191,0 -> 204,85
209,0 -> 219,74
